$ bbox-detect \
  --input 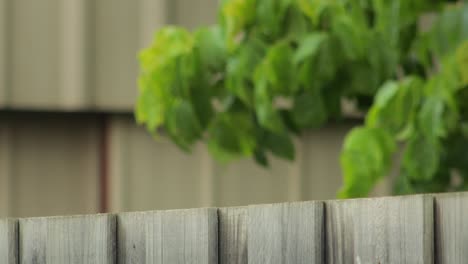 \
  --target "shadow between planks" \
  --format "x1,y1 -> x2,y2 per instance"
0,192 -> 467,263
